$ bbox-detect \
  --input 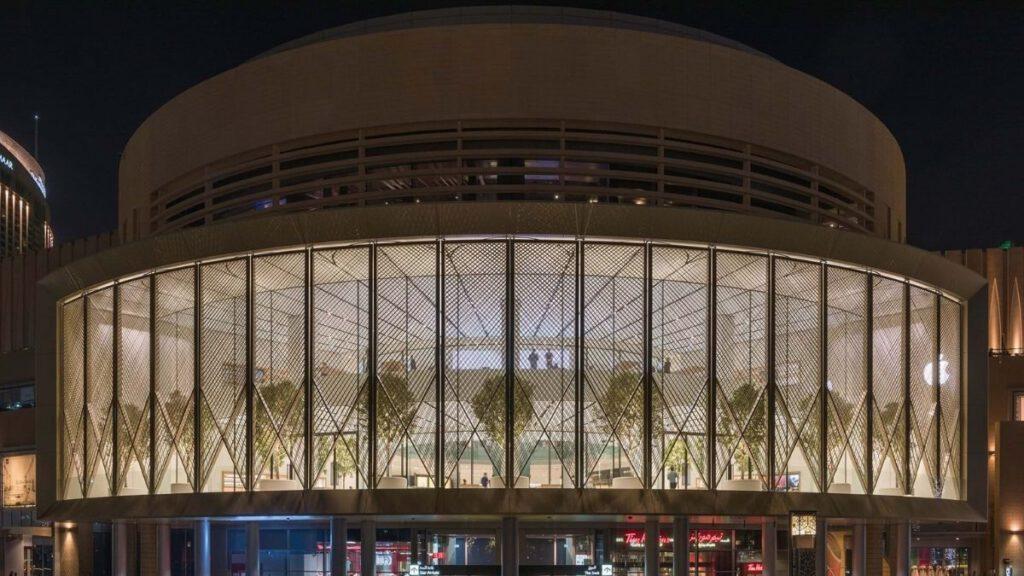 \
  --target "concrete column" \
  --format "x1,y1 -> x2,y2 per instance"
761,518 -> 777,576
814,517 -> 827,576
194,519 -> 211,576
158,525 -> 171,576
894,522 -> 911,576
138,524 -> 160,576
851,524 -> 867,576
501,517 -> 518,576
247,522 -> 260,576
114,522 -> 128,576
644,519 -> 659,576
672,517 -> 689,576
360,520 -> 376,576
53,526 -> 62,576
76,523 -> 95,576
330,518 -> 347,576
865,524 -> 884,576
